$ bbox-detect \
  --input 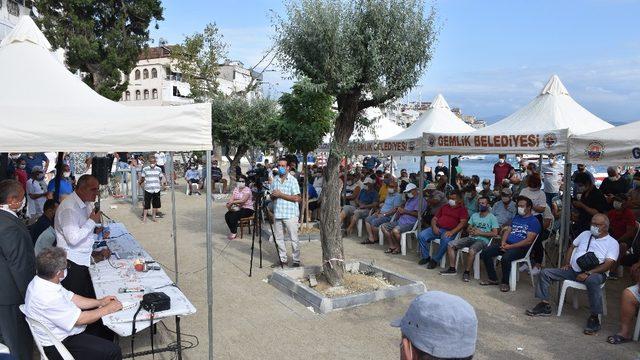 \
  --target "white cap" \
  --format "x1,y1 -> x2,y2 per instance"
404,183 -> 417,193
